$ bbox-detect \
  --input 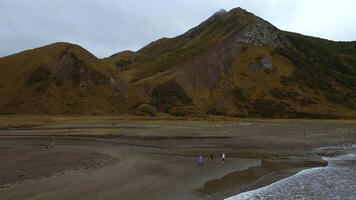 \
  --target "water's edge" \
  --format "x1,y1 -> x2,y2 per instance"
226,144 -> 356,200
